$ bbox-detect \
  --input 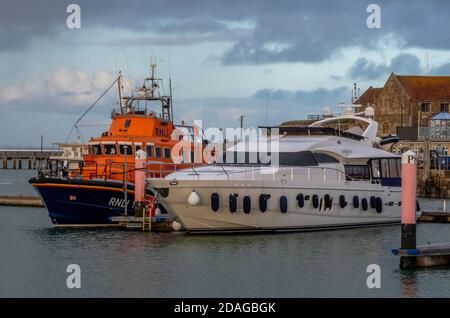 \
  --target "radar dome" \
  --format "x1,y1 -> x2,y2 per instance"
322,106 -> 333,117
